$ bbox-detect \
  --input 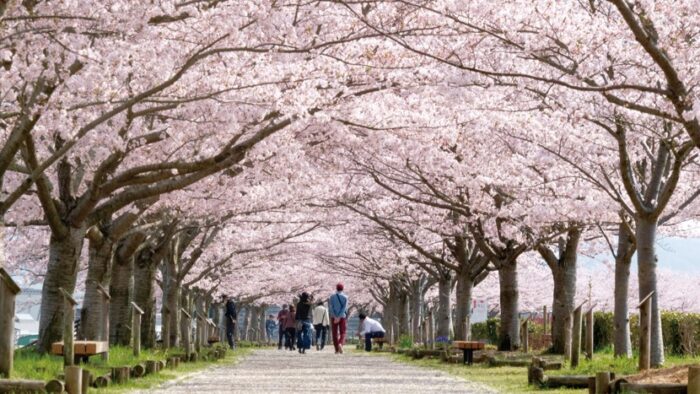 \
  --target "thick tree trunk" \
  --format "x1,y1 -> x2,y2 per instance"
243,307 -> 252,341
409,279 -> 425,341
614,222 -> 635,358
436,273 -> 453,339
109,251 -> 134,346
636,217 -> 664,366
133,248 -> 157,349
454,272 -> 475,341
397,289 -> 410,338
37,226 -> 86,353
498,261 -> 520,351
163,258 -> 180,347
79,237 -> 113,341
180,288 -> 191,346
551,267 -> 576,354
